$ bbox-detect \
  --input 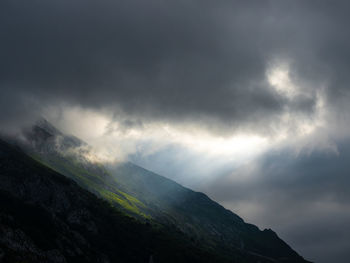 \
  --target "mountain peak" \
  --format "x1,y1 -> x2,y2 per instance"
35,118 -> 63,136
